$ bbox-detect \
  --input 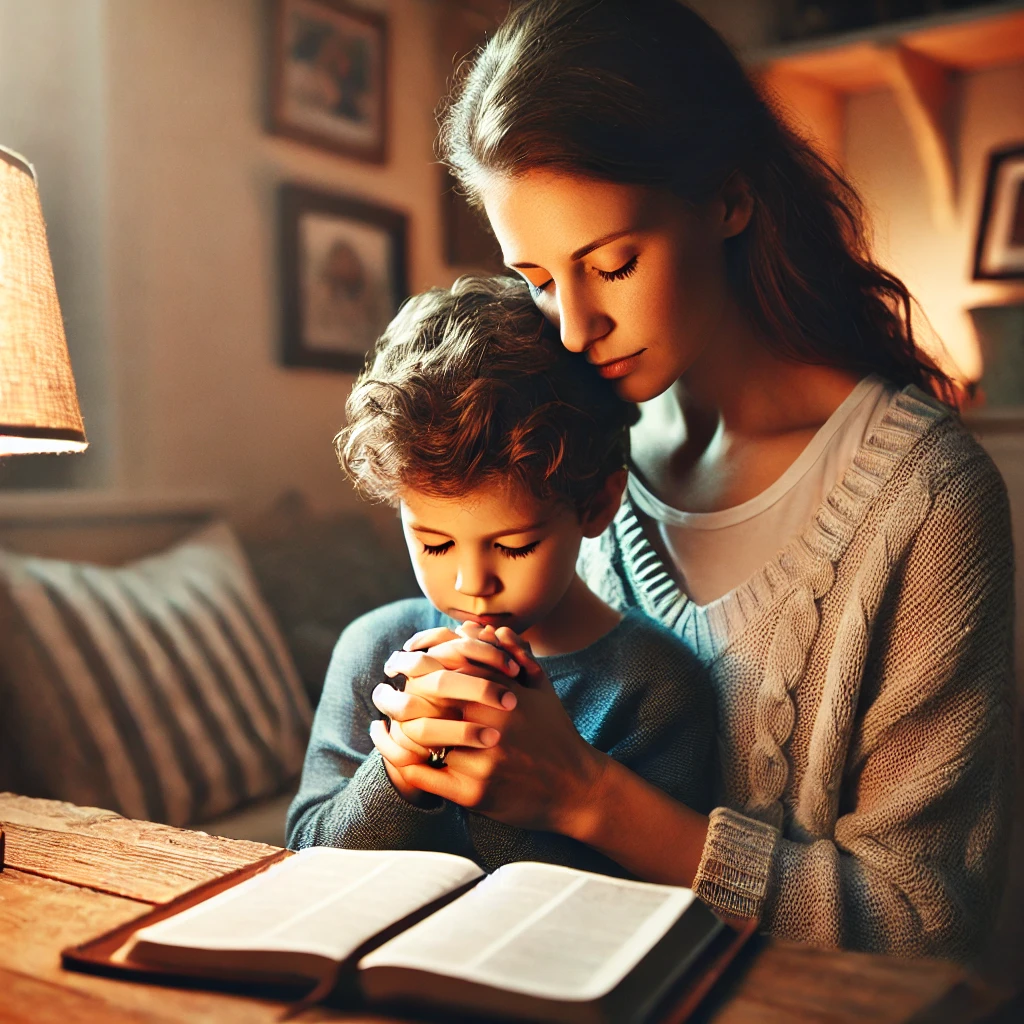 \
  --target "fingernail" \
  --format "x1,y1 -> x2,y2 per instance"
506,659 -> 520,675
480,728 -> 500,746
500,690 -> 517,710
